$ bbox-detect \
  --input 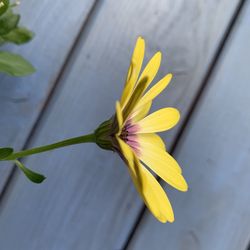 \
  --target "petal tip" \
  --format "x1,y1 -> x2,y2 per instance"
168,73 -> 173,80
184,182 -> 189,192
158,216 -> 168,223
137,36 -> 145,47
167,212 -> 175,223
156,51 -> 162,59
116,100 -> 121,107
138,36 -> 144,41
174,108 -> 181,123
168,218 -> 175,223
160,216 -> 174,224
180,178 -> 188,192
